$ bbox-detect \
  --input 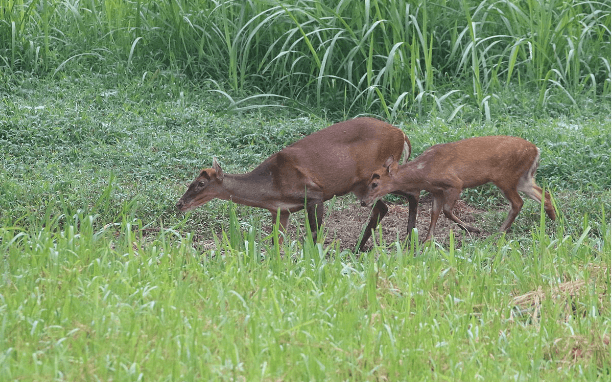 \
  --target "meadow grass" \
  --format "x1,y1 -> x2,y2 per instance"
0,0 -> 610,379
1,75 -> 609,236
0,75 -> 610,380
0,201 -> 609,380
